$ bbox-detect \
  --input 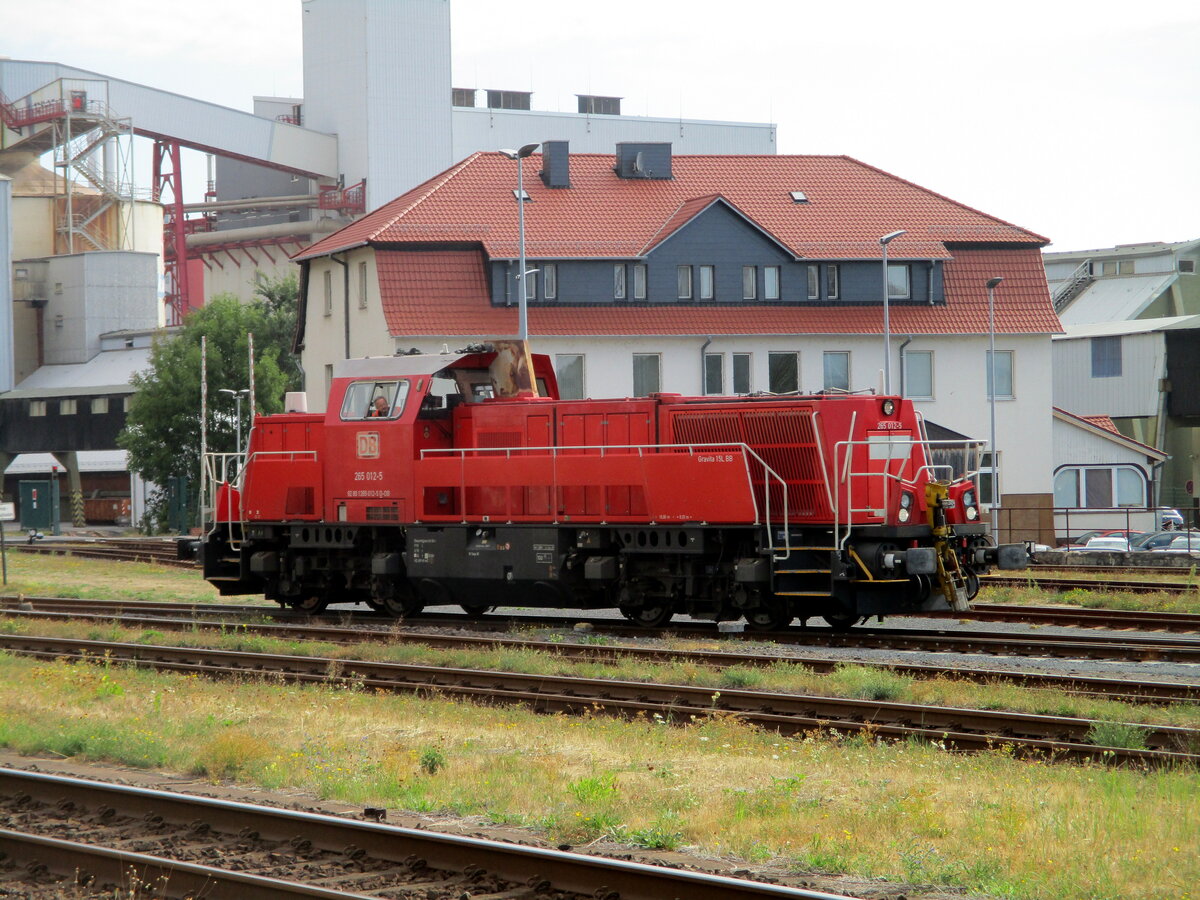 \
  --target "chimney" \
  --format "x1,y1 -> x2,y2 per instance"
540,140 -> 570,188
614,142 -> 672,180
